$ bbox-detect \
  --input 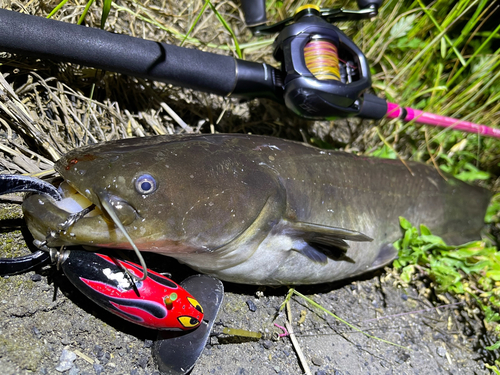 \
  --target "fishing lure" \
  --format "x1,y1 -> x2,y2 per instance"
59,249 -> 204,331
